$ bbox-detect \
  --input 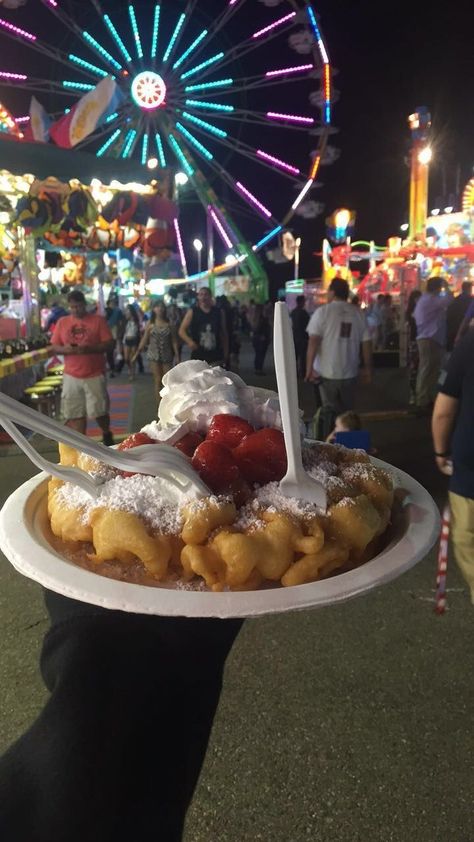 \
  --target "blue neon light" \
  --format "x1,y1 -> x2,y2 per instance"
103,15 -> 133,65
163,13 -> 186,63
151,5 -> 160,59
185,99 -> 234,113
173,29 -> 208,70
128,5 -> 143,60
175,122 -> 213,160
121,128 -> 137,158
254,225 -> 282,250
82,31 -> 122,72
62,80 -> 94,91
155,133 -> 166,167
168,134 -> 194,176
68,54 -> 108,77
181,111 -> 228,139
97,128 -> 121,157
180,52 -> 224,81
185,78 -> 233,93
